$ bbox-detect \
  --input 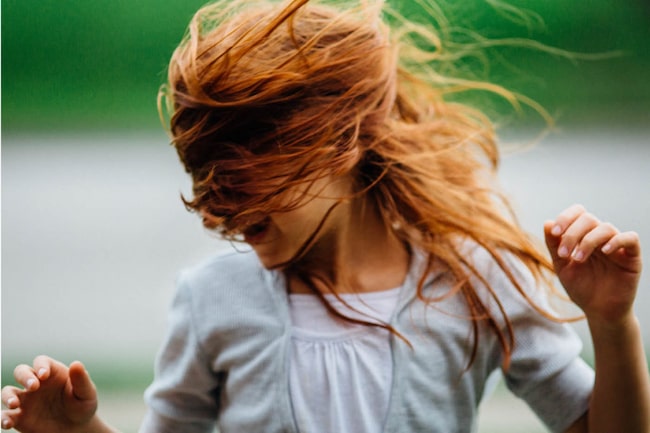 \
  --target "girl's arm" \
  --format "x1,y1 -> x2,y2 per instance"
544,204 -> 650,433
1,356 -> 120,433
